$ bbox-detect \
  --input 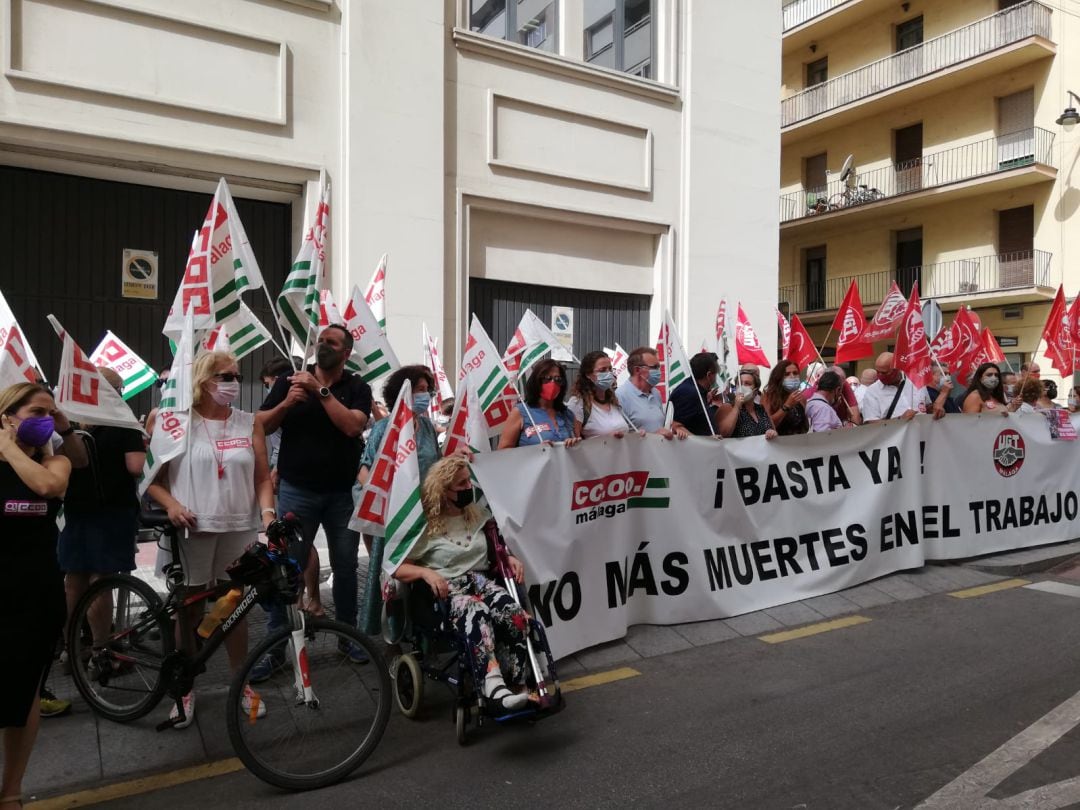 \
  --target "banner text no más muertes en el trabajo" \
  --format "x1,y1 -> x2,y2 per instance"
470,413 -> 1080,658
